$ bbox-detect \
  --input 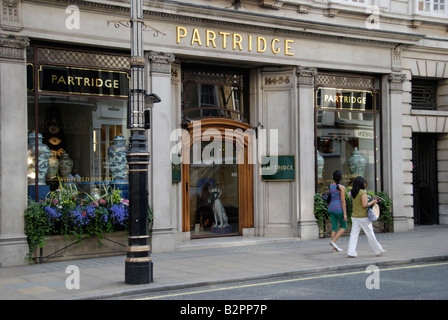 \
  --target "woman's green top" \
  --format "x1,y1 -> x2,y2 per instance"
352,189 -> 367,218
